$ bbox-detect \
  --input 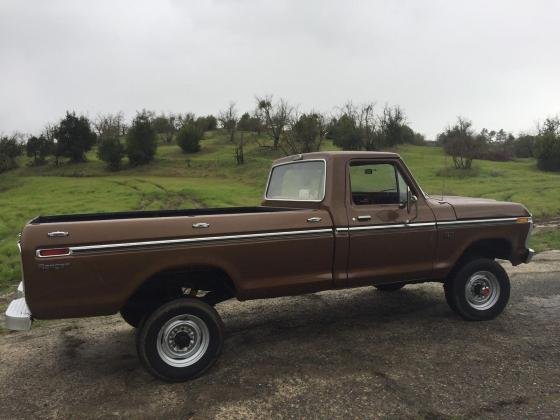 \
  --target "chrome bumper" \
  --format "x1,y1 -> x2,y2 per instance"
524,248 -> 535,264
5,282 -> 32,331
